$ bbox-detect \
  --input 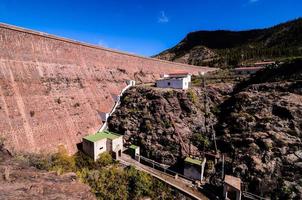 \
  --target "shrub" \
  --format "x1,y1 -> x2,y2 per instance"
80,166 -> 129,200
28,154 -> 52,170
187,89 -> 198,104
74,150 -> 96,170
126,166 -> 153,199
96,152 -> 113,167
191,133 -> 210,151
49,145 -> 75,174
